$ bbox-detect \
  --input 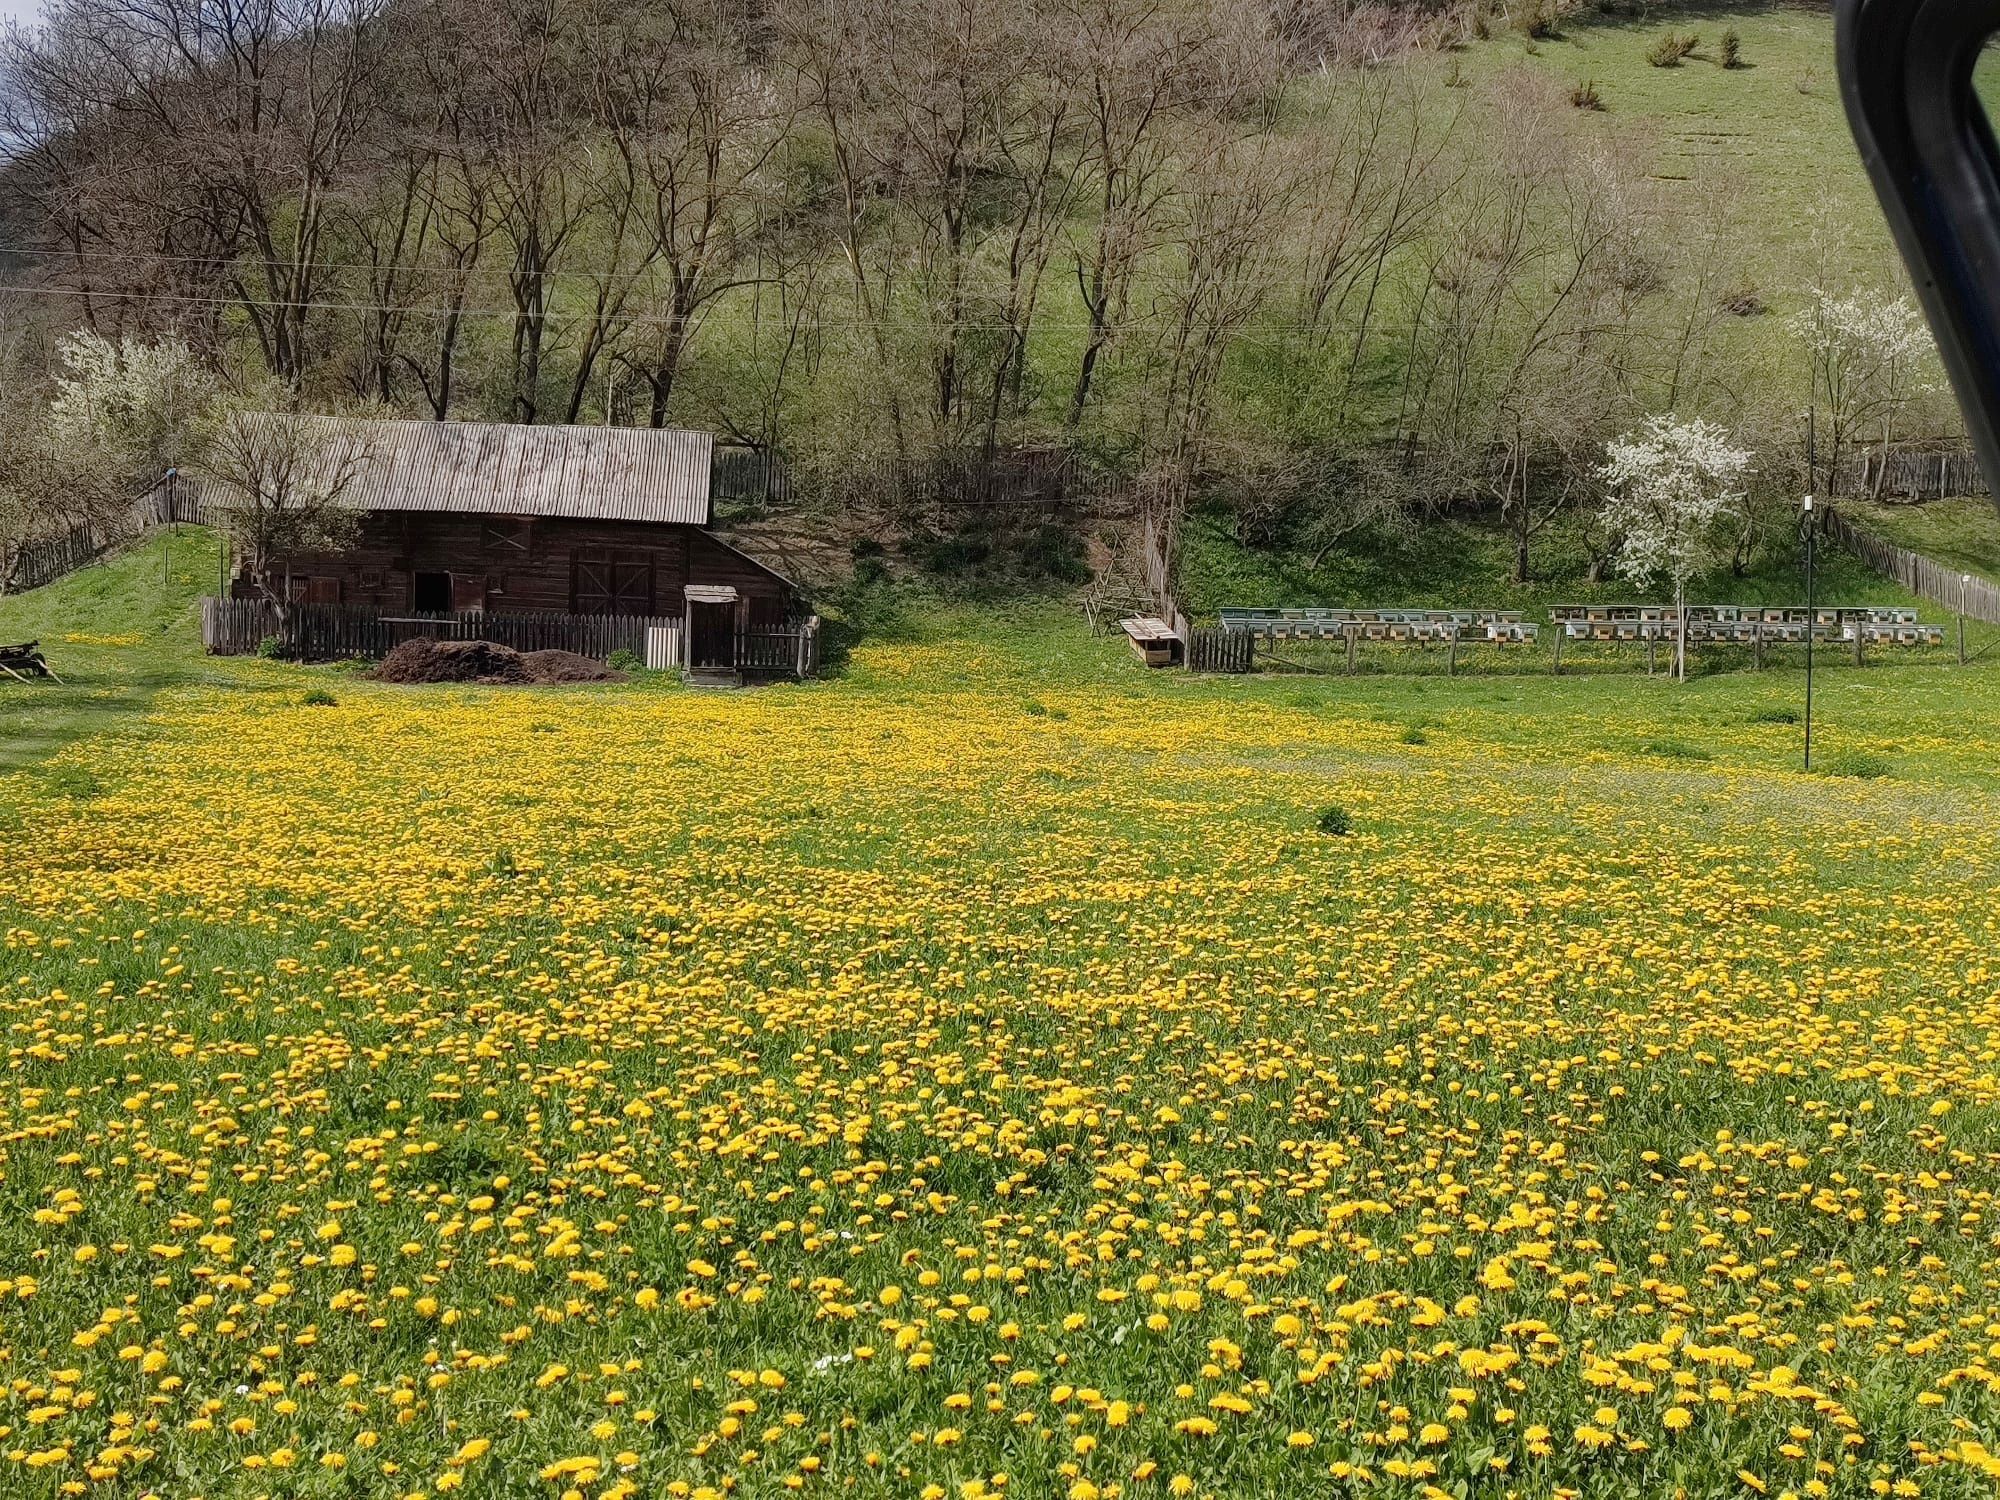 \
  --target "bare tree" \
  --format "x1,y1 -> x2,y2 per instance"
1294,67 -> 1462,426
613,0 -> 792,429
1058,0 -> 1248,436
1137,122 -> 1301,587
475,0 -> 594,423
198,410 -> 367,615
1792,282 -> 1938,497
1397,72 -> 1654,583
3,0 -> 390,386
